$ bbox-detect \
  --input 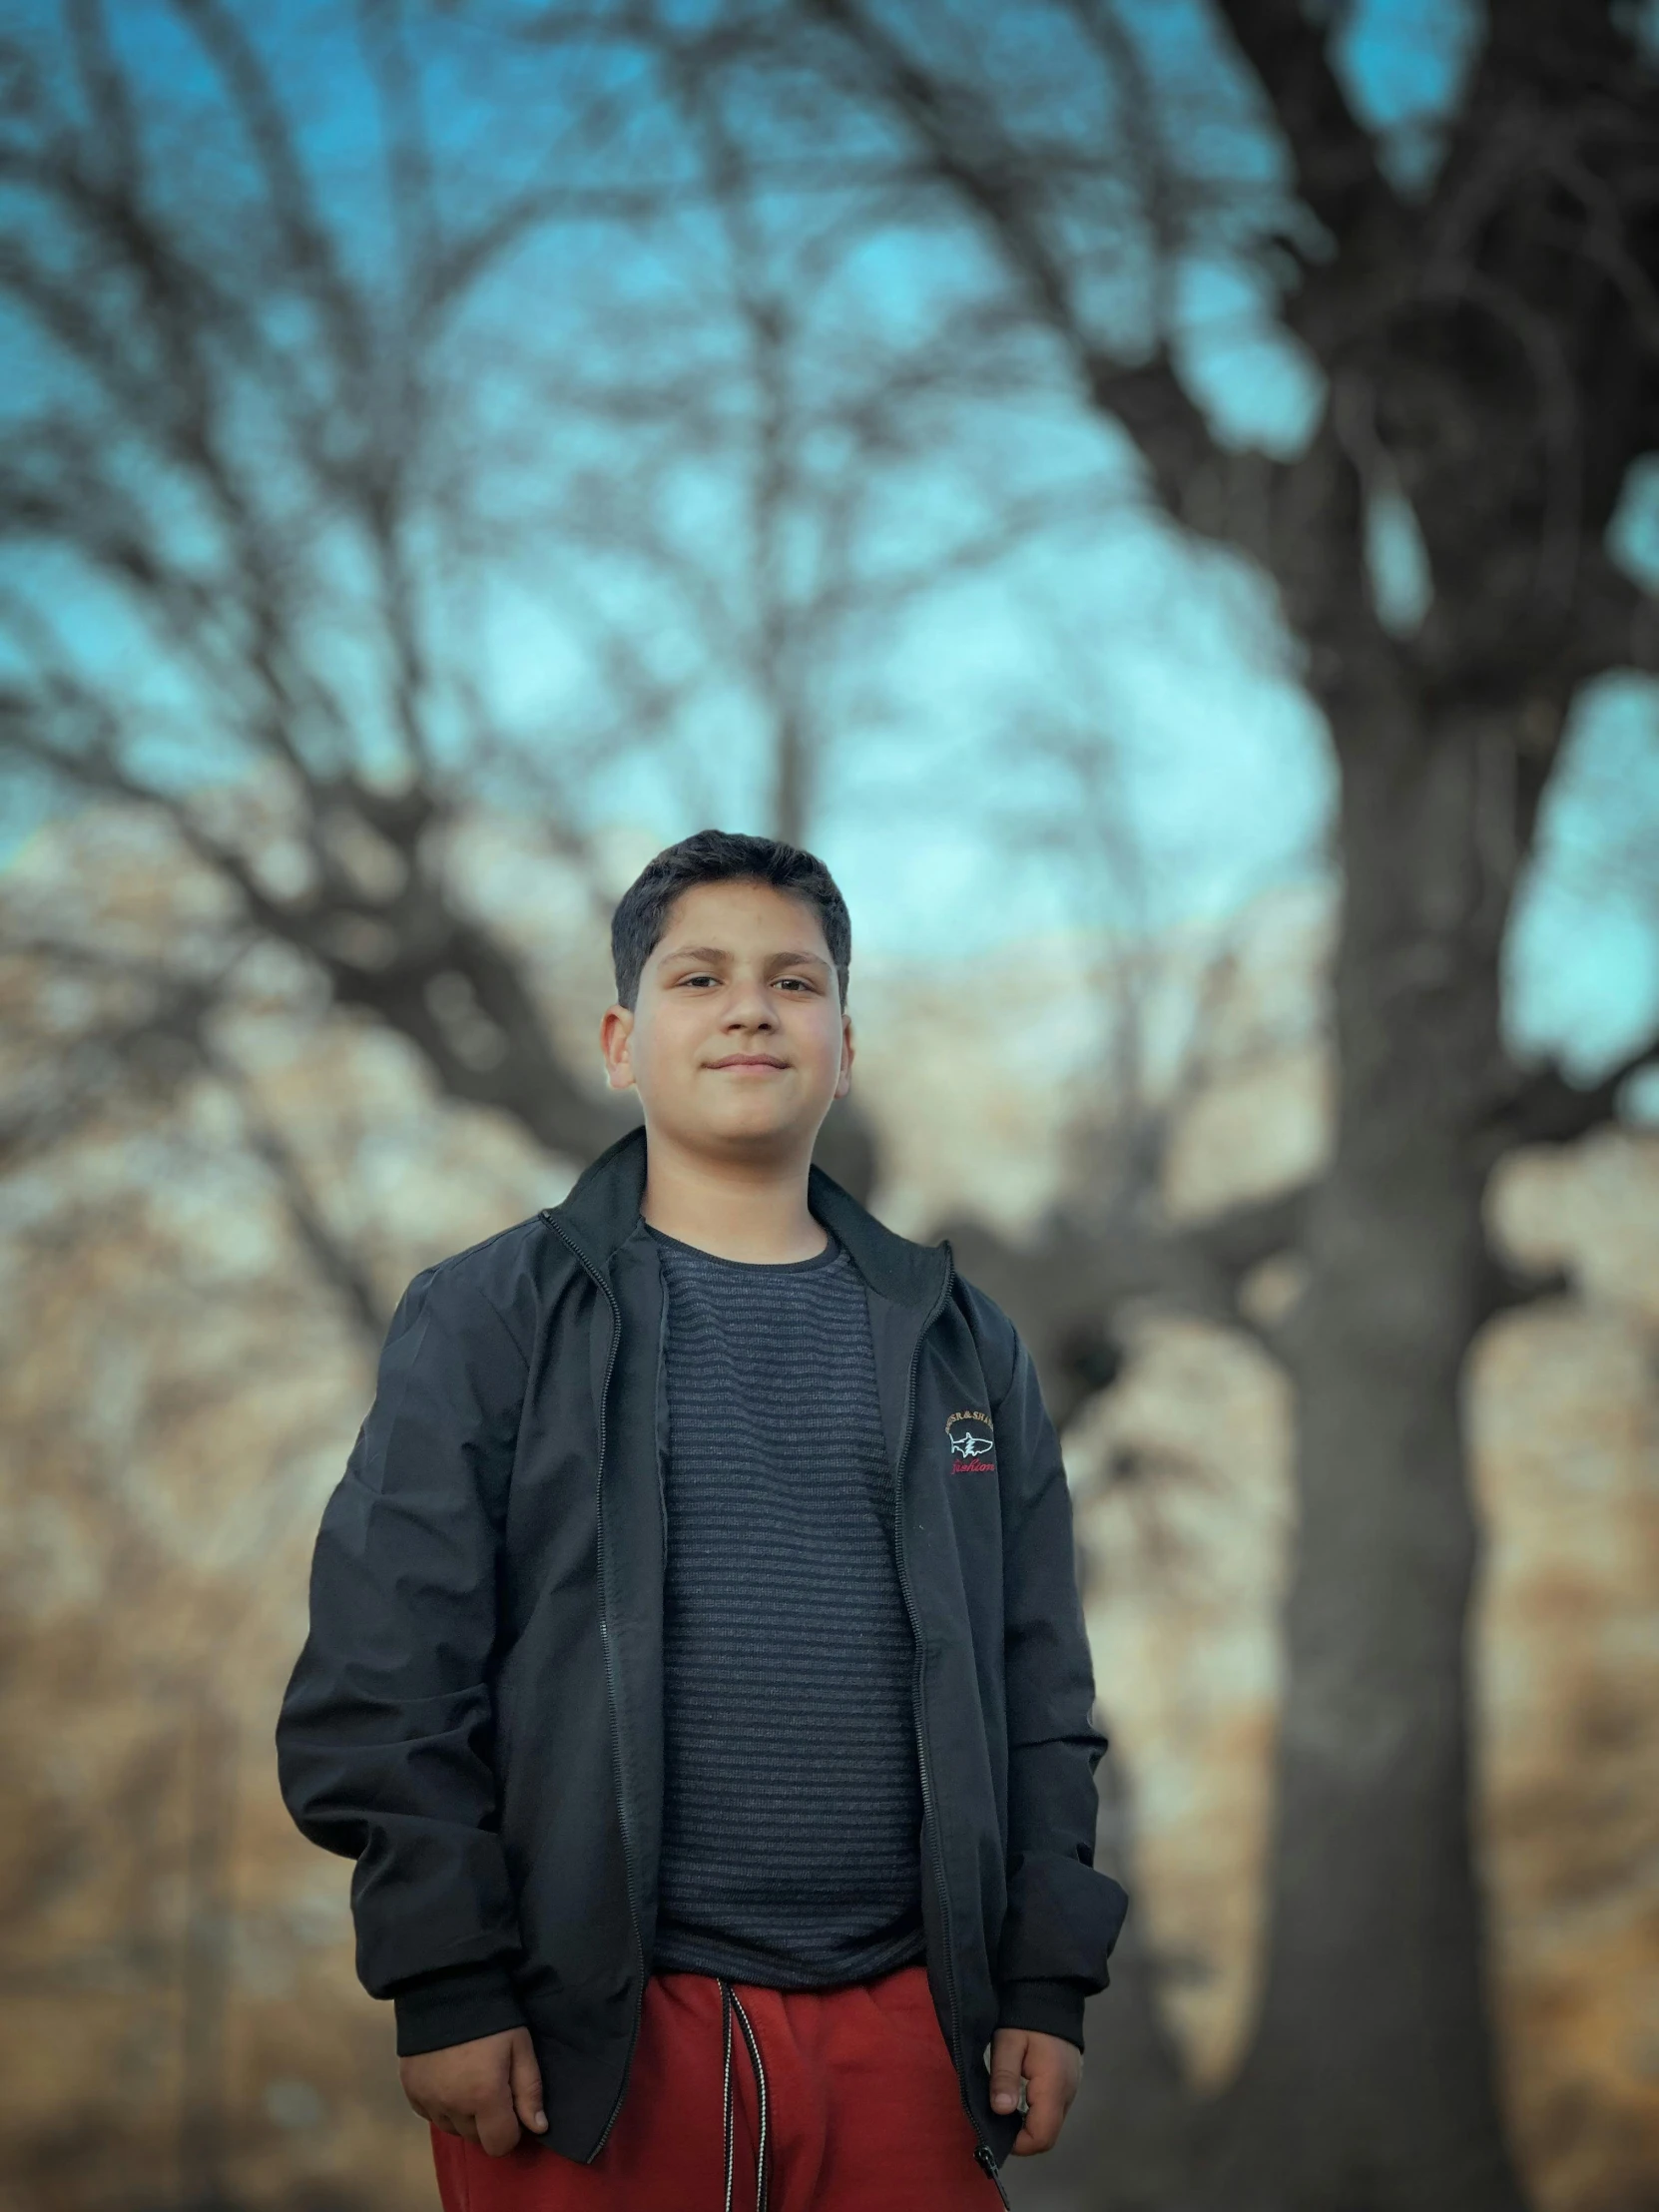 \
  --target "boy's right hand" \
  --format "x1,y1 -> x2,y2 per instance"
399,2027 -> 548,2155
